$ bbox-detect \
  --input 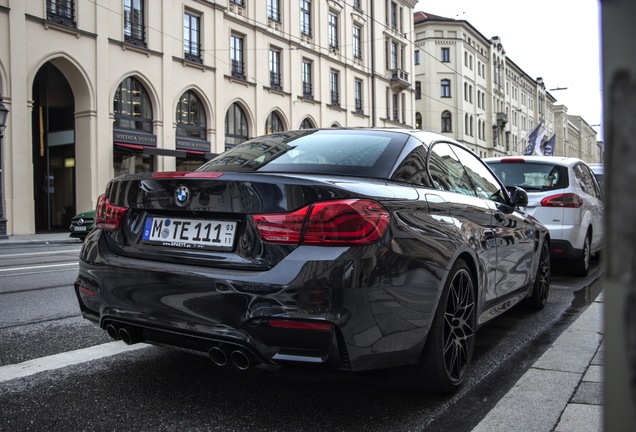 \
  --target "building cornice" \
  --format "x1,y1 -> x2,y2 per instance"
25,13 -> 97,39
